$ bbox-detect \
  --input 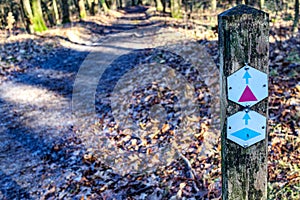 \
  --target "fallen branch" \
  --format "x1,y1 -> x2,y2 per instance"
178,151 -> 202,192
